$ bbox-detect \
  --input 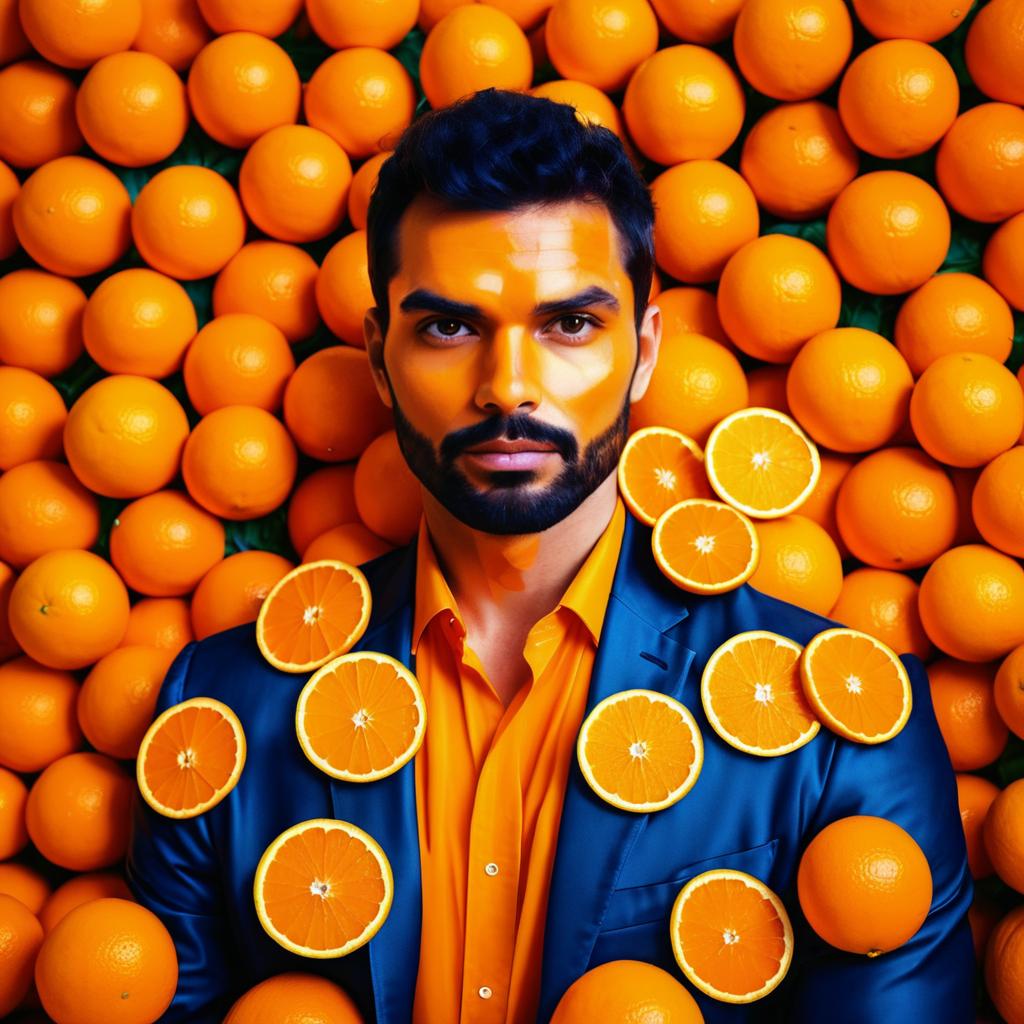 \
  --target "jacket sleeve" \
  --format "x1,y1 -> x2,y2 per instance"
124,641 -> 239,1023
785,652 -> 976,1023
